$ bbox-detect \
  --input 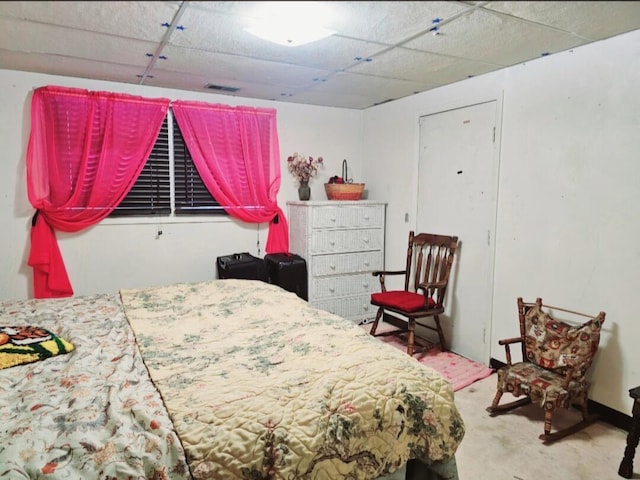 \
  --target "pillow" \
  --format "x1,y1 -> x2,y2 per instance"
523,305 -> 603,379
0,326 -> 74,370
